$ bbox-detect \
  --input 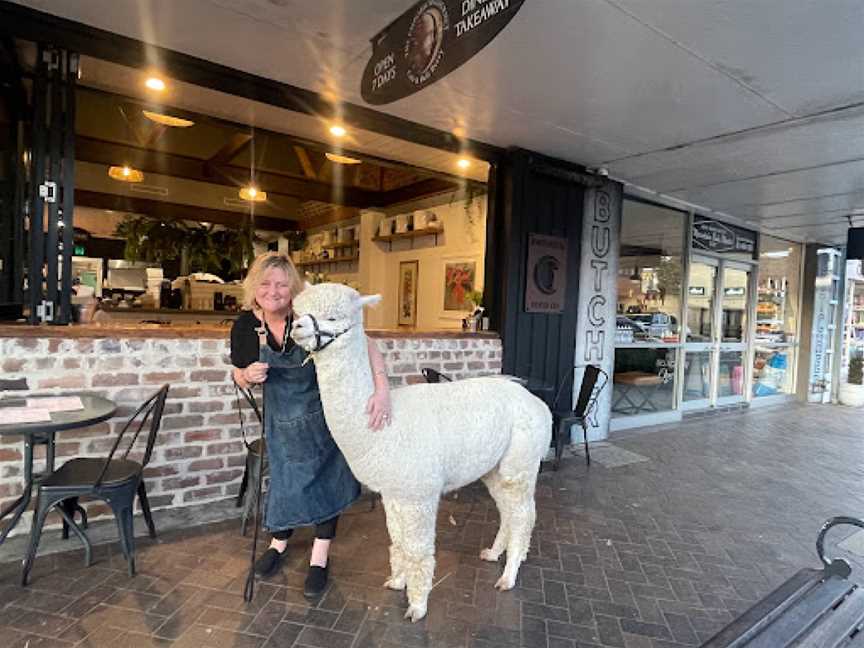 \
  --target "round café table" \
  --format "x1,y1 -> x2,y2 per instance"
0,393 -> 117,545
